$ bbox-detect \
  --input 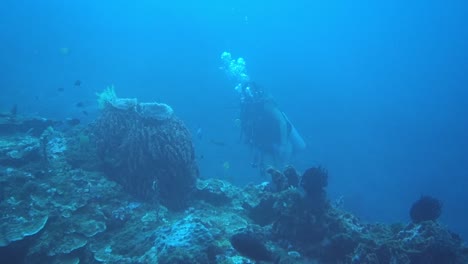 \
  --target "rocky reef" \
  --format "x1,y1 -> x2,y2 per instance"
0,111 -> 467,264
